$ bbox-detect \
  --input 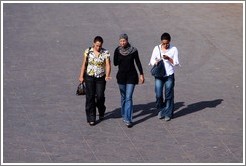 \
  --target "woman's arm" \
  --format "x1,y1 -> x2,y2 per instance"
113,48 -> 119,66
134,50 -> 145,84
134,50 -> 144,75
163,47 -> 179,66
105,58 -> 111,81
79,52 -> 88,83
163,55 -> 173,64
149,46 -> 159,66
